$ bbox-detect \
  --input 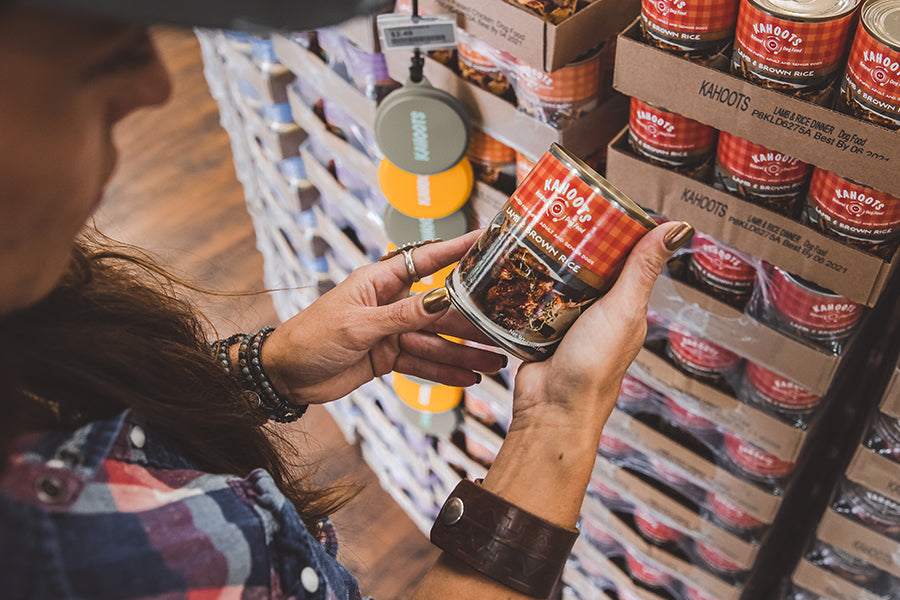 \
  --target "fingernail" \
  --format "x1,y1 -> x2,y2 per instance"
664,222 -> 695,252
422,287 -> 451,313
474,373 -> 482,384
